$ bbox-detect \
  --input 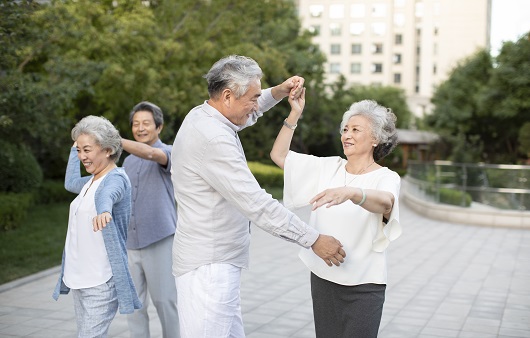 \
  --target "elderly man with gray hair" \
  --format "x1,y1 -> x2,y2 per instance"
170,55 -> 347,338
